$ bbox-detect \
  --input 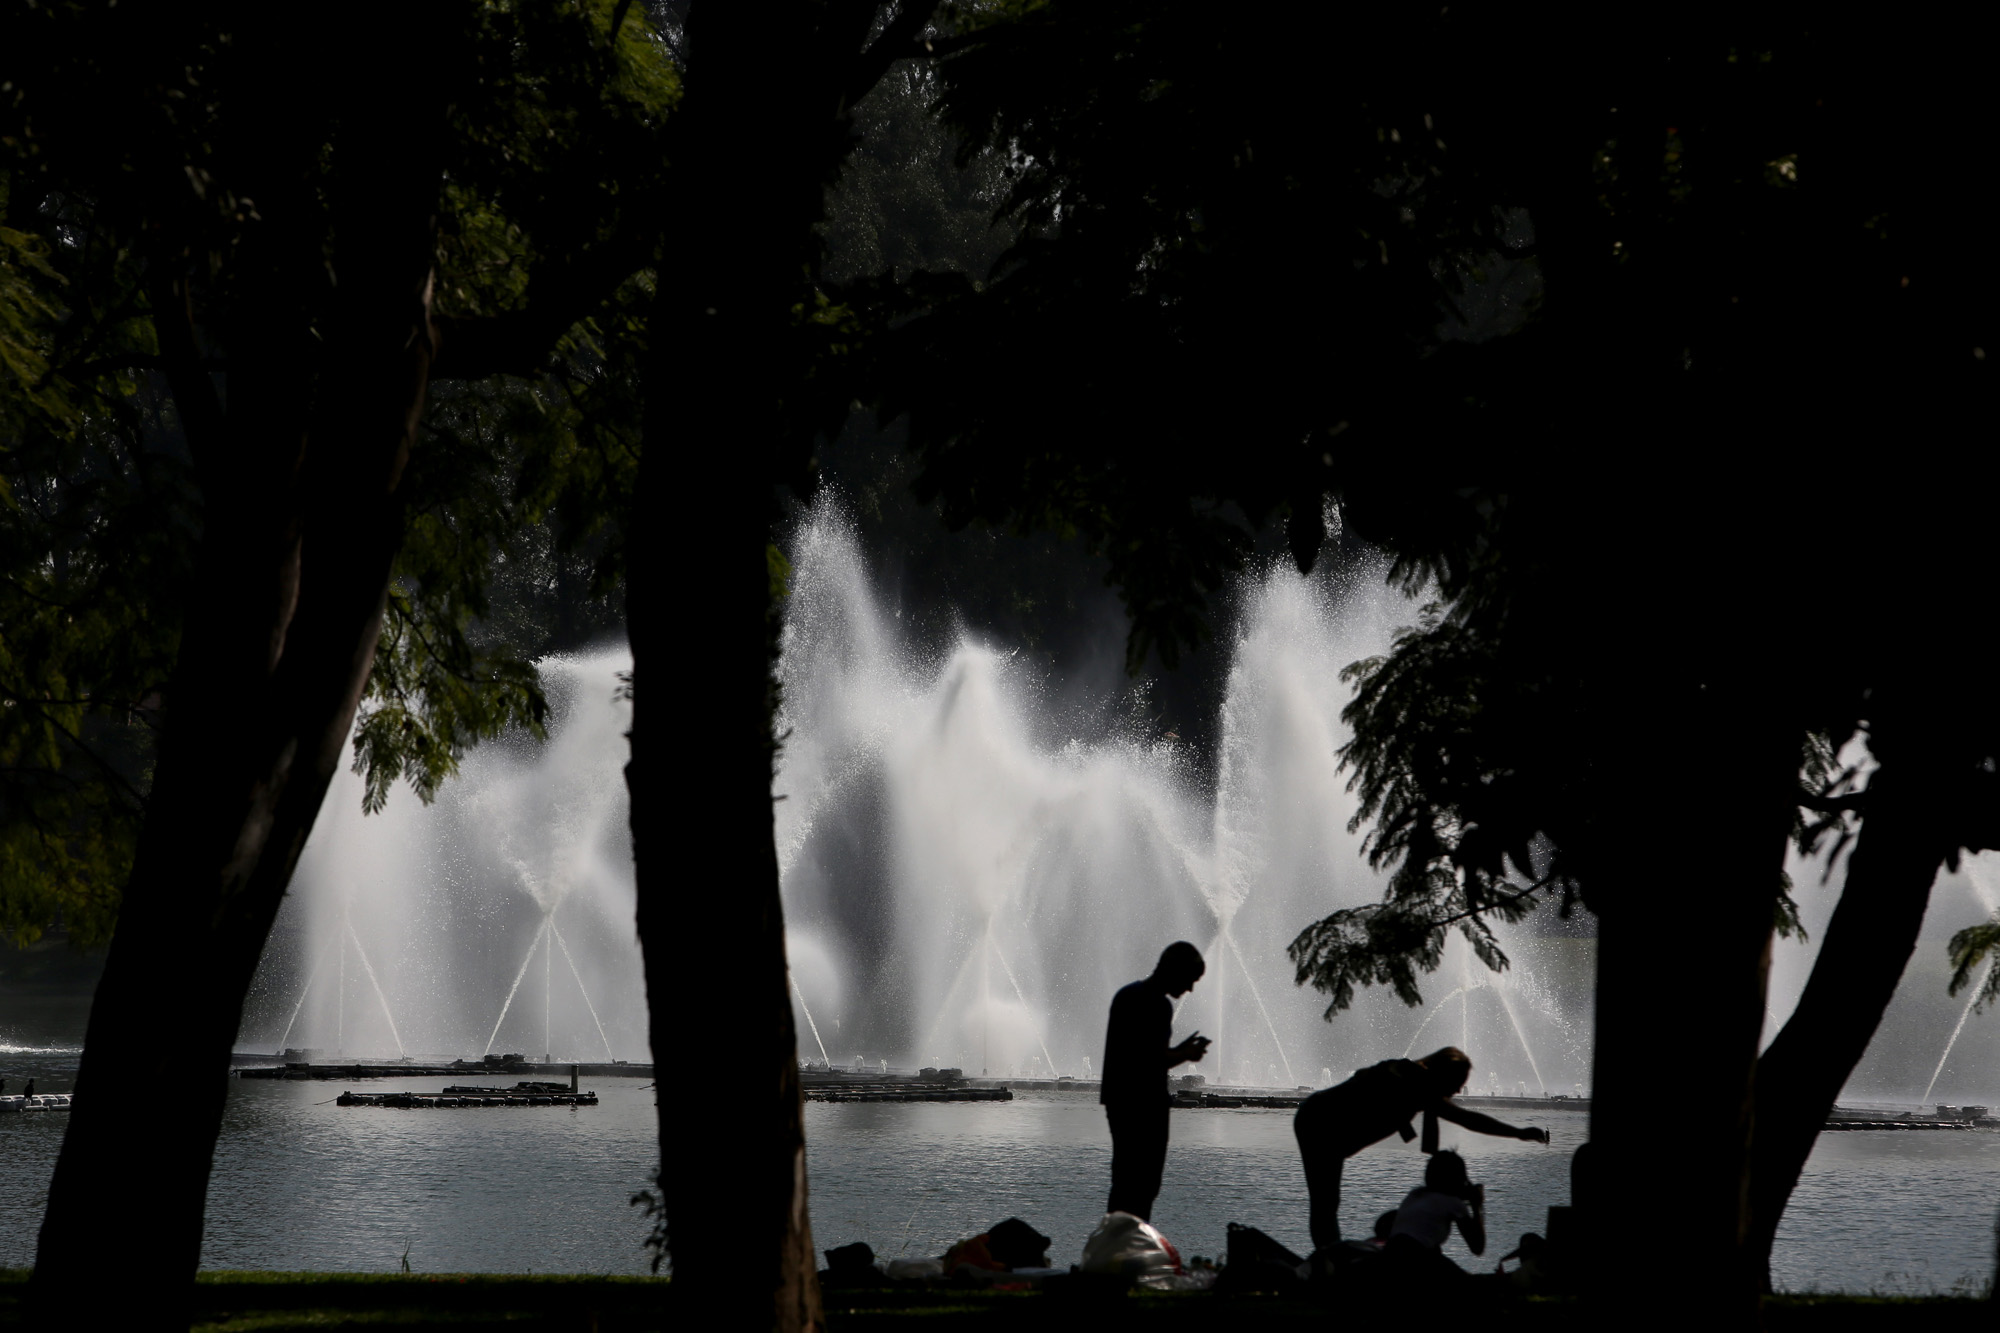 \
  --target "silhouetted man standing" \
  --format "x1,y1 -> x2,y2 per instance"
1100,941 -> 1210,1220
